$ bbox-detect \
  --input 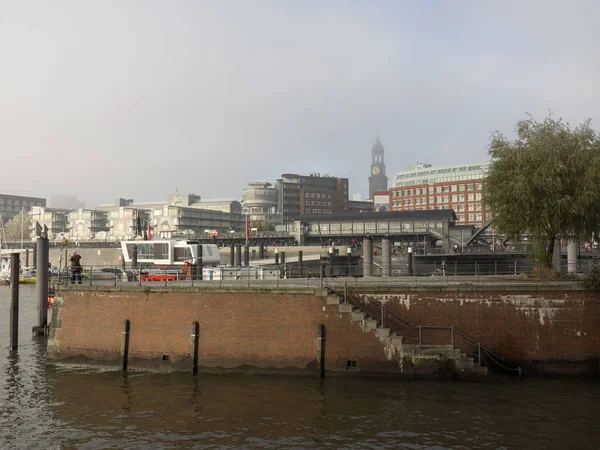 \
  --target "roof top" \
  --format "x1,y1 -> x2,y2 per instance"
293,209 -> 457,222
